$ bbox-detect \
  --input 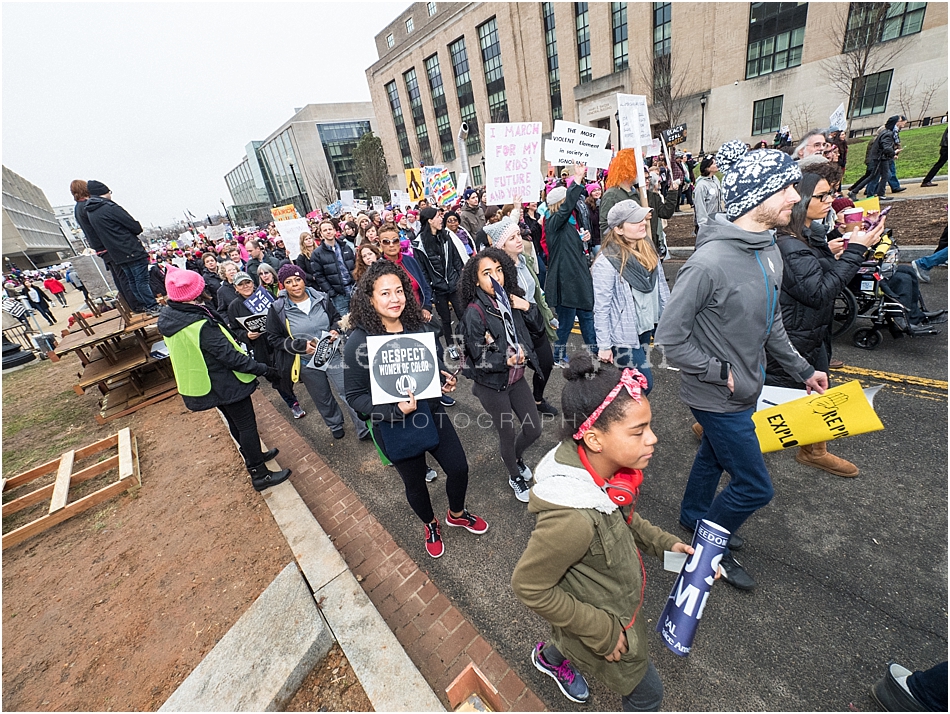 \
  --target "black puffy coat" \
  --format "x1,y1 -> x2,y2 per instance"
216,281 -> 238,313
202,268 -> 223,300
84,196 -> 147,265
157,301 -> 268,411
765,223 -> 867,387
310,240 -> 355,298
74,200 -> 104,252
149,264 -> 167,297
460,287 -> 545,392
